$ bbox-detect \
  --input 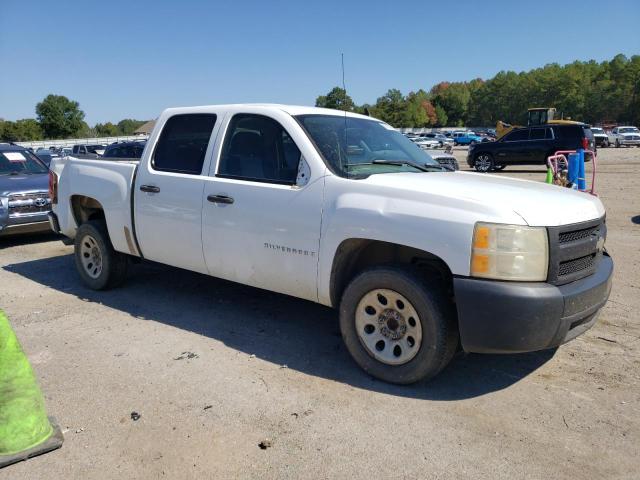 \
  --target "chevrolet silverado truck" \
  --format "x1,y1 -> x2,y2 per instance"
48,104 -> 613,384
